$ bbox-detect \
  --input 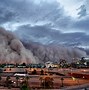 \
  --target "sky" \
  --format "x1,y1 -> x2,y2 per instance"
0,0 -> 89,48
